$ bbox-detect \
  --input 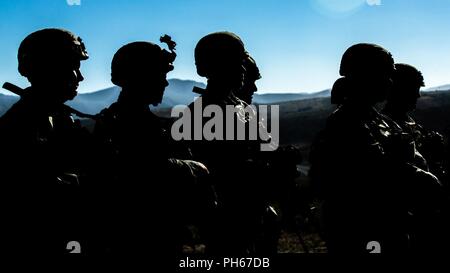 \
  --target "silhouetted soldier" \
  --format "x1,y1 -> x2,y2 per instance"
234,52 -> 291,253
0,28 -> 90,253
234,53 -> 308,253
383,63 -> 446,181
330,76 -> 348,105
383,63 -> 450,251
93,37 -> 210,255
187,32 -> 271,254
234,53 -> 261,104
309,43 -> 443,254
